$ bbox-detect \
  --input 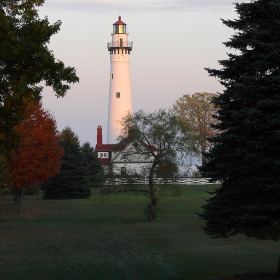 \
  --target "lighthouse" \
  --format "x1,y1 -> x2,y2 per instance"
107,16 -> 133,144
